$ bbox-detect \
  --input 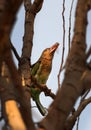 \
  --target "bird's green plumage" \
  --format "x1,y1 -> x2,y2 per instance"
30,43 -> 59,116
31,61 -> 41,76
31,86 -> 47,116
